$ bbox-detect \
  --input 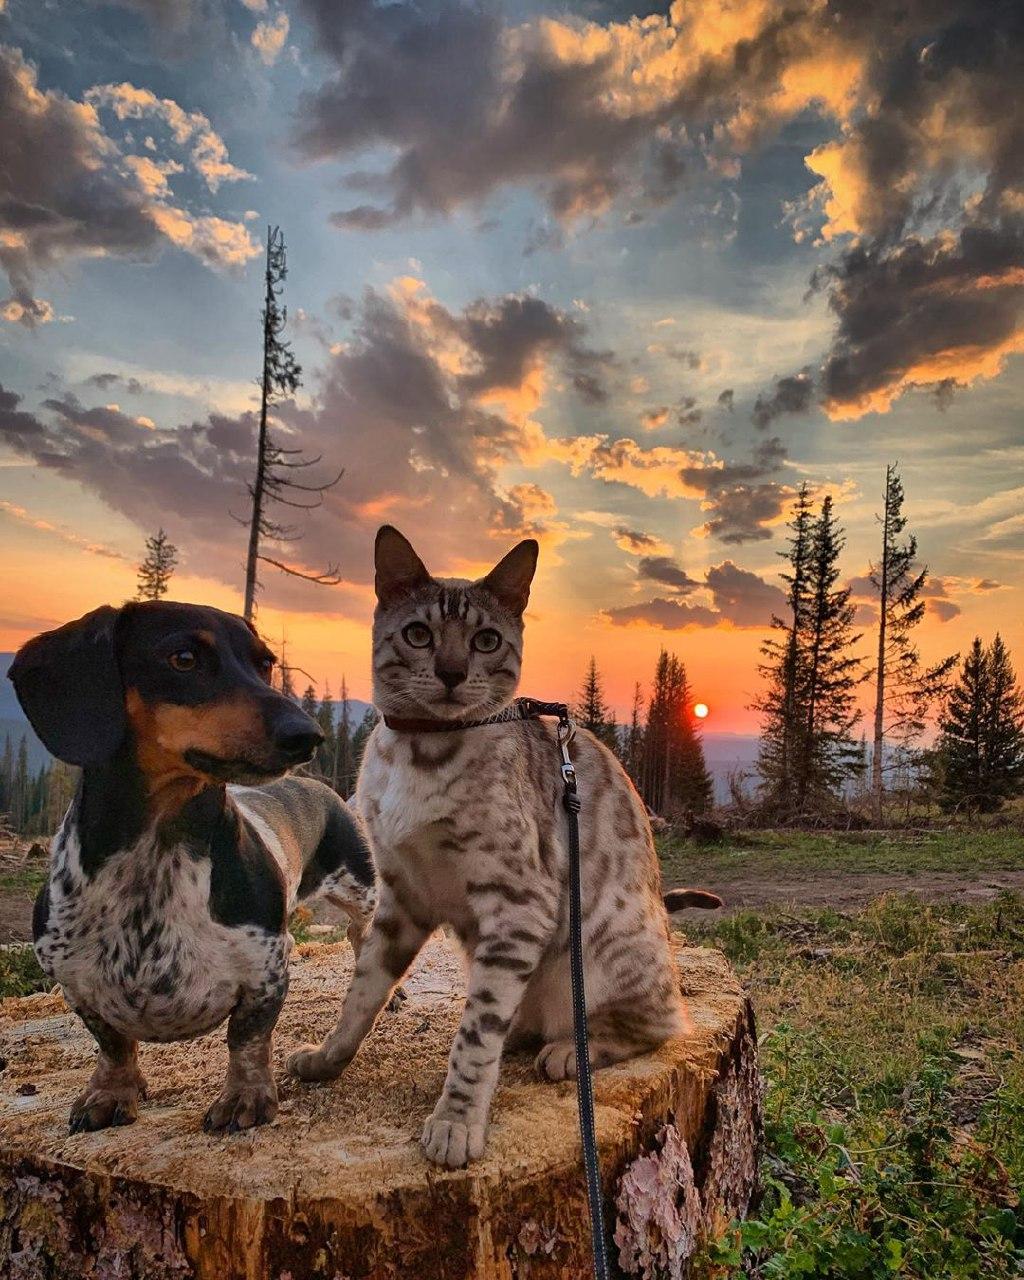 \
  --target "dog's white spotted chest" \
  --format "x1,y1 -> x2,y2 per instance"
36,826 -> 288,1043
